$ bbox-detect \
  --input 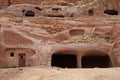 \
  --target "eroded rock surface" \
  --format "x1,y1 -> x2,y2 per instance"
0,1 -> 120,69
